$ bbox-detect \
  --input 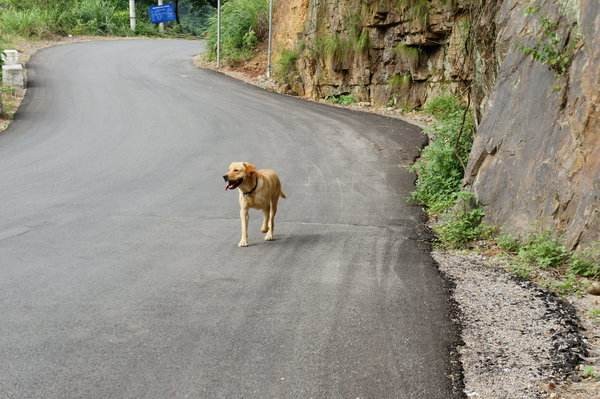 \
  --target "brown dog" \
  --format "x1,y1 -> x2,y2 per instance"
223,162 -> 286,247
